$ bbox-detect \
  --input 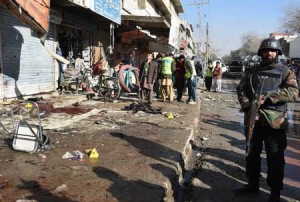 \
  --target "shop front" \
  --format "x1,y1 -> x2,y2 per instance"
0,4 -> 55,99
